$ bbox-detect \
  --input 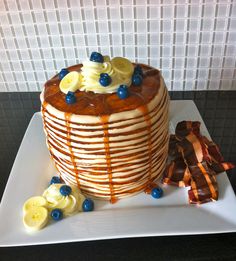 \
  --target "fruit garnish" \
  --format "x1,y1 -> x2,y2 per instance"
23,196 -> 47,214
82,198 -> 94,212
59,68 -> 69,80
134,65 -> 143,76
103,55 -> 110,62
117,85 -> 129,99
65,91 -> 76,104
23,206 -> 49,231
59,71 -> 81,94
90,52 -> 104,63
132,74 -> 143,86
99,73 -> 112,87
151,187 -> 163,199
111,57 -> 134,77
50,176 -> 61,185
59,185 -> 72,196
51,209 -> 63,221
